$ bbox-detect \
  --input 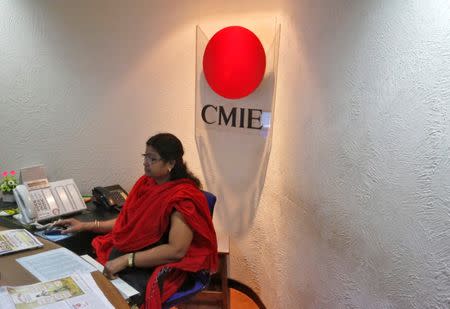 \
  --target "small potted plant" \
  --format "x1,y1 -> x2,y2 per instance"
1,170 -> 18,202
